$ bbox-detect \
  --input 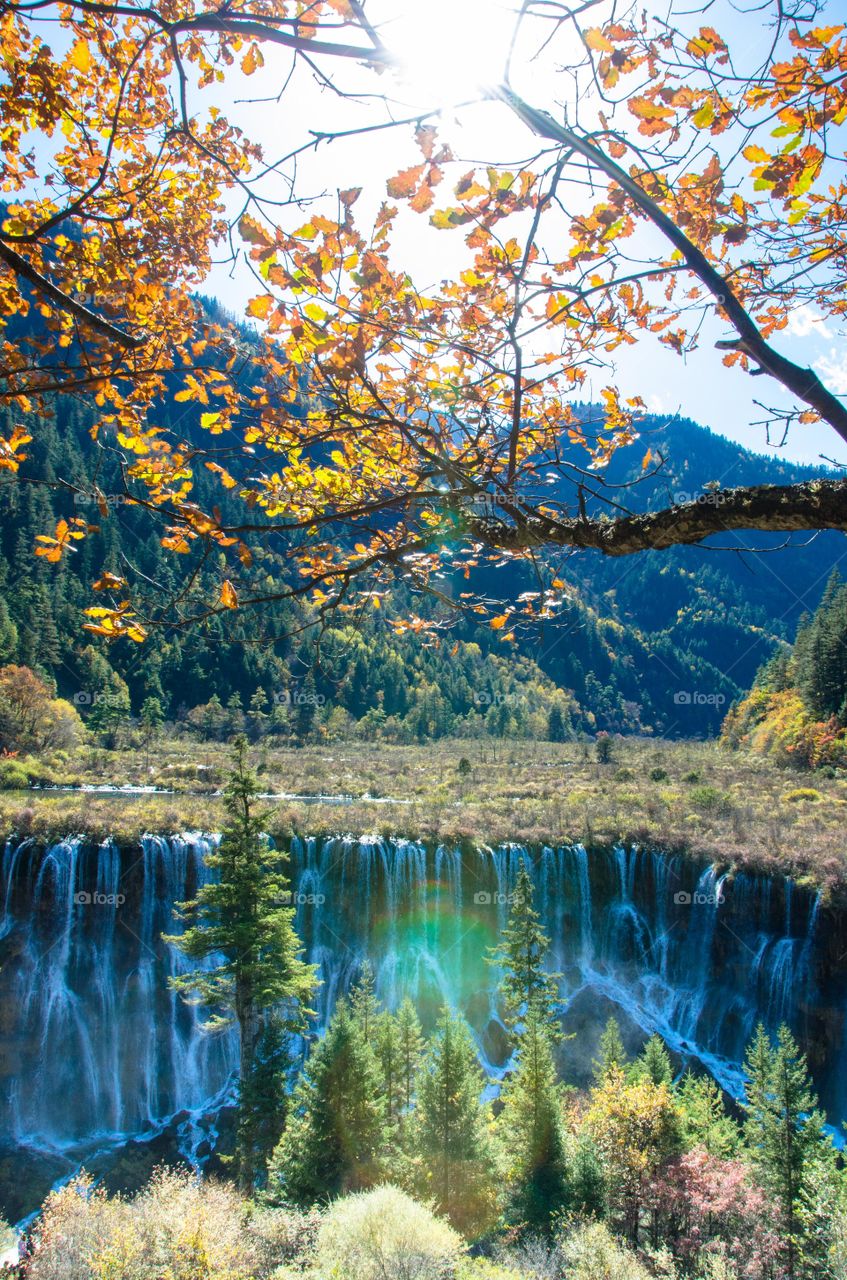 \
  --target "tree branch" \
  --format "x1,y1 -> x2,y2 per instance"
467,477 -> 847,555
0,240 -> 144,349
493,86 -> 847,447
